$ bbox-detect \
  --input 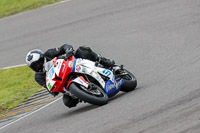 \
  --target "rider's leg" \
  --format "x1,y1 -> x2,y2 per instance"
74,46 -> 115,67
